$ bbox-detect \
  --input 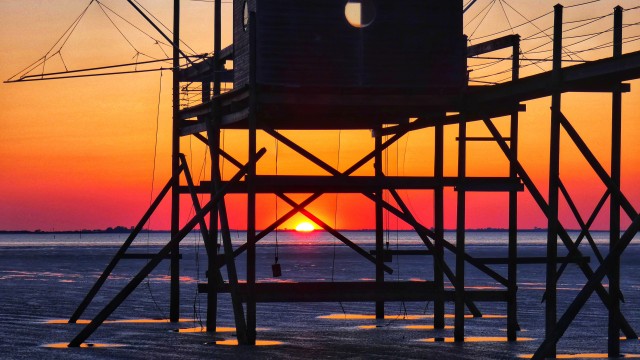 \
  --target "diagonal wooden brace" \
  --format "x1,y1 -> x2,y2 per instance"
68,164 -> 183,324
68,148 -> 266,347
532,213 -> 640,359
484,117 -> 637,339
